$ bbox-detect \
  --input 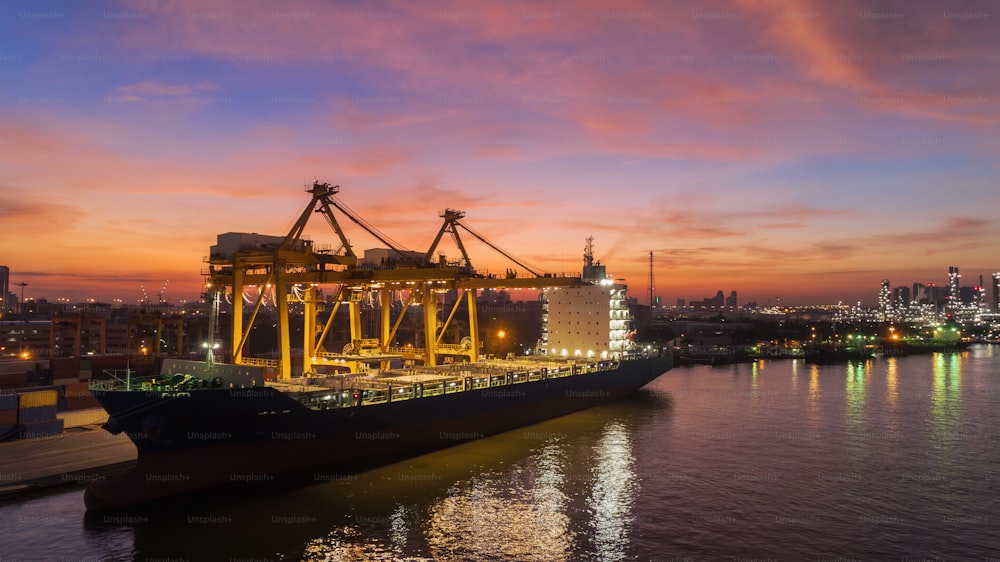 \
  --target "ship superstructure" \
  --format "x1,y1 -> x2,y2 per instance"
541,236 -> 633,359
